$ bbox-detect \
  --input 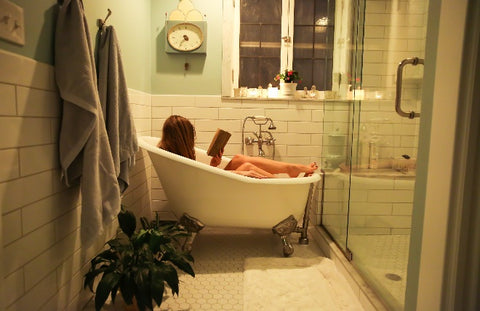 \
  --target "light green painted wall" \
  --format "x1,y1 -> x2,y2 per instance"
0,0 -> 152,93
84,0 -> 152,92
0,0 -> 57,64
150,0 -> 223,95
